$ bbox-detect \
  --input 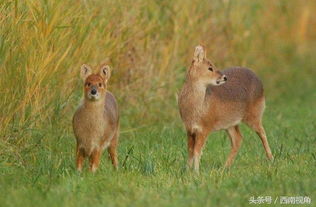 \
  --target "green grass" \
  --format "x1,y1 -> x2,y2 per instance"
1,97 -> 315,207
